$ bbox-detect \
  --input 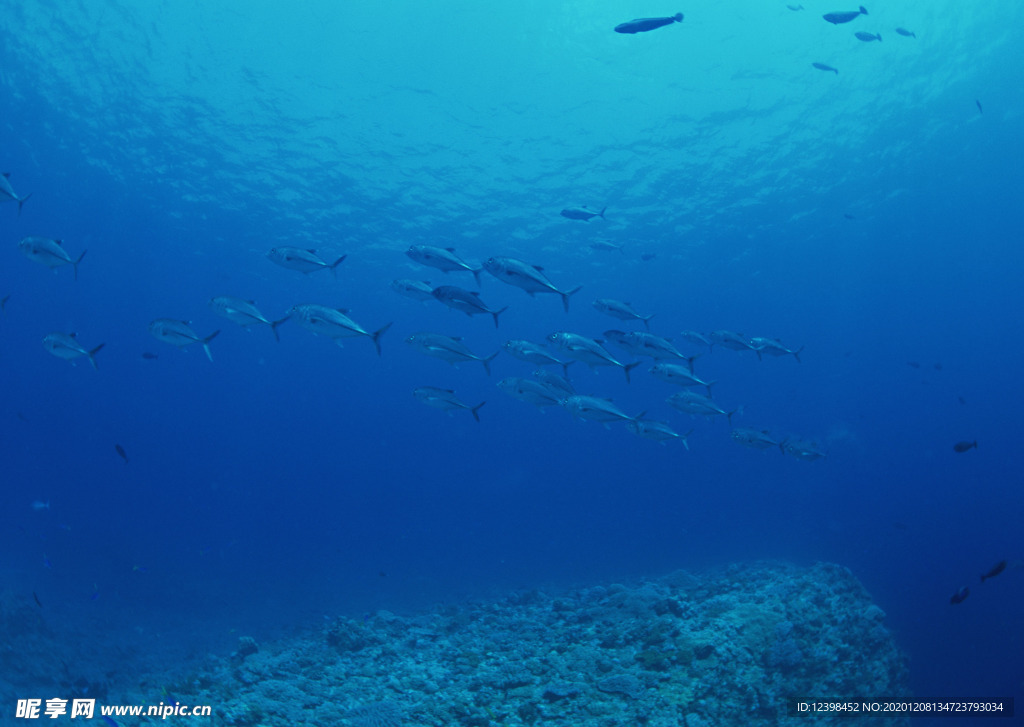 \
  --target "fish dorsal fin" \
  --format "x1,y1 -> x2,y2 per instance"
533,265 -> 544,272
55,239 -> 64,245
306,248 -> 317,253
452,336 -> 463,341
445,247 -> 456,252
70,332 -> 77,338
444,388 -> 455,393
336,307 -> 350,314
247,299 -> 256,304
2,172 -> 9,178
595,339 -> 604,344
469,291 -> 483,299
